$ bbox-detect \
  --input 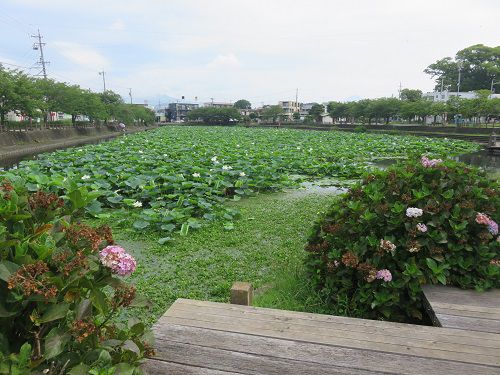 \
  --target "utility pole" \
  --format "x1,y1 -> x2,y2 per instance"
398,82 -> 402,99
295,88 -> 299,114
210,97 -> 214,106
31,29 -> 48,78
128,88 -> 133,104
491,78 -> 498,94
457,64 -> 462,94
440,78 -> 444,93
98,71 -> 106,92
